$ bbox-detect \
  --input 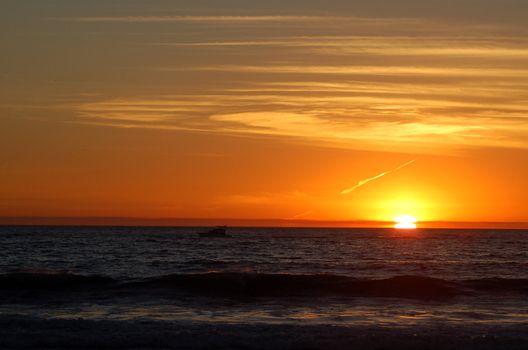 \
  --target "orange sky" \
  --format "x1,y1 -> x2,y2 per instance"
2,1 -> 528,227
